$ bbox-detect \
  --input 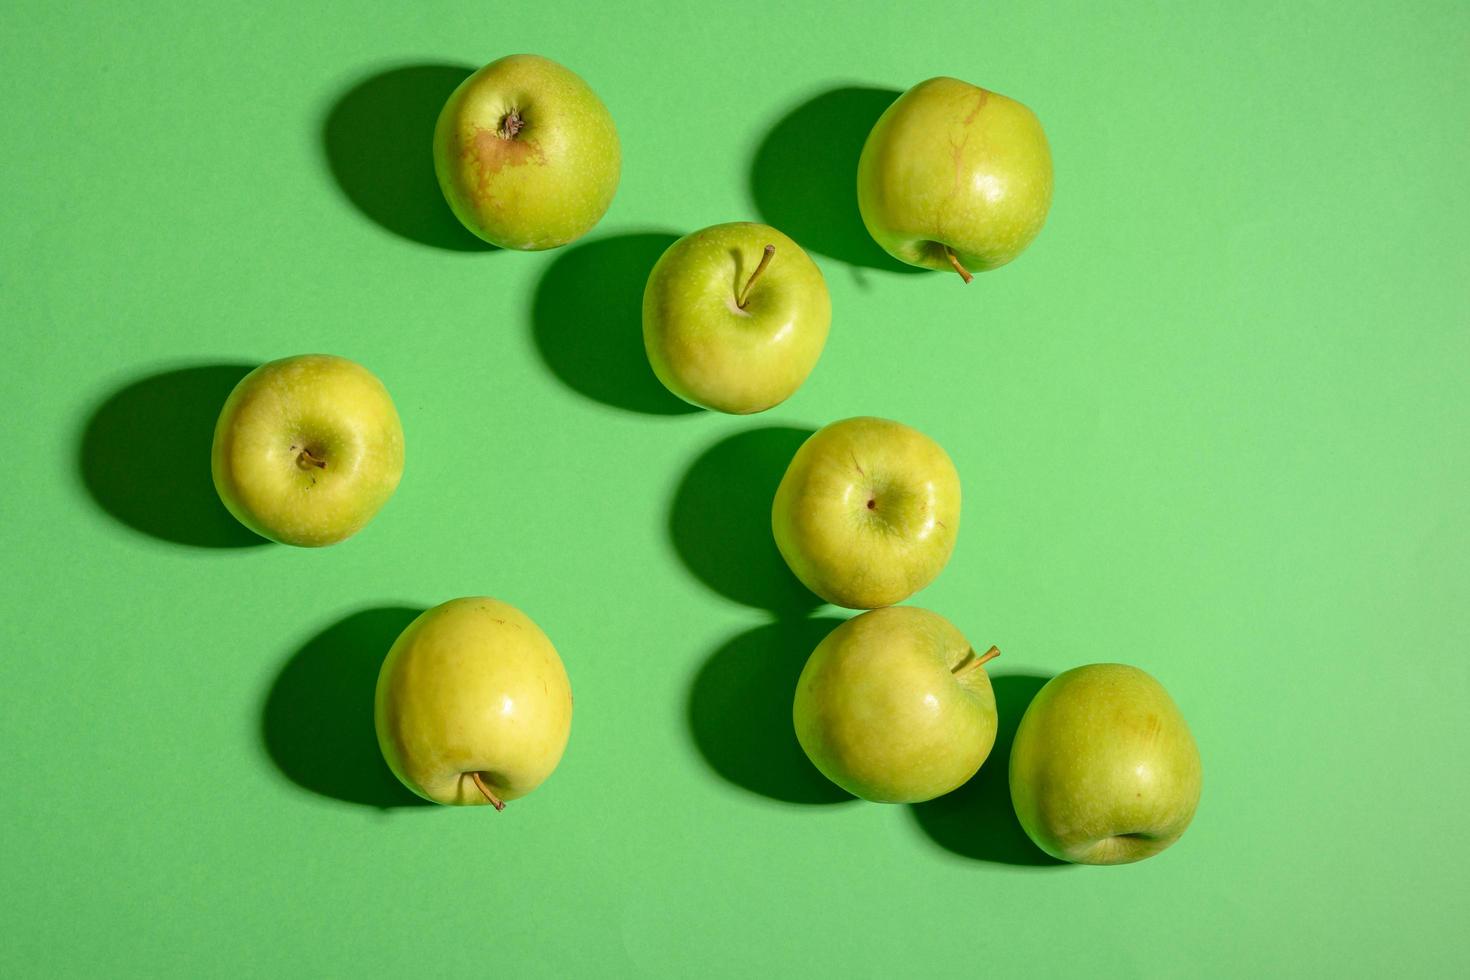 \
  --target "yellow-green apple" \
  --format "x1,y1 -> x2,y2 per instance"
1010,664 -> 1203,864
211,354 -> 404,547
772,416 -> 960,608
857,77 -> 1052,282
793,607 -> 999,803
642,222 -> 831,414
375,597 -> 573,808
433,54 -> 620,250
